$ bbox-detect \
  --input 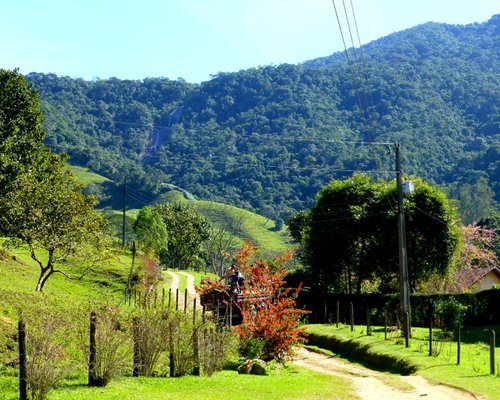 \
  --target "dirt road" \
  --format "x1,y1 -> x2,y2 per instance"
293,347 -> 480,400
164,270 -> 198,309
